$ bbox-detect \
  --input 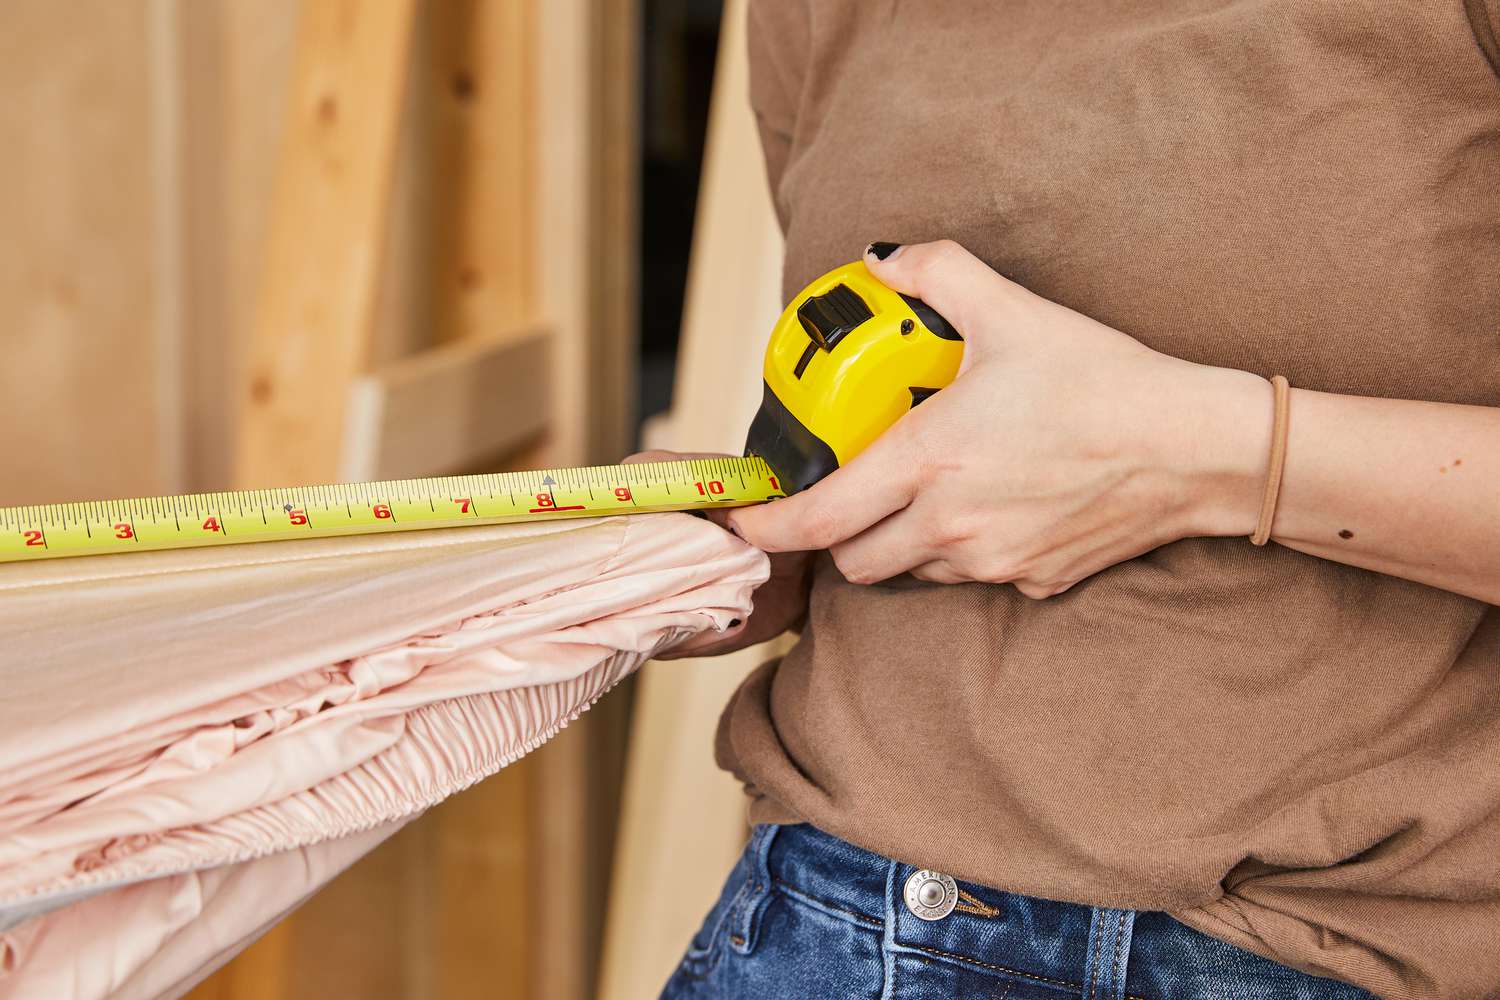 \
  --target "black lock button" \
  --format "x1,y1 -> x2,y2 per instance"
797,283 -> 873,352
